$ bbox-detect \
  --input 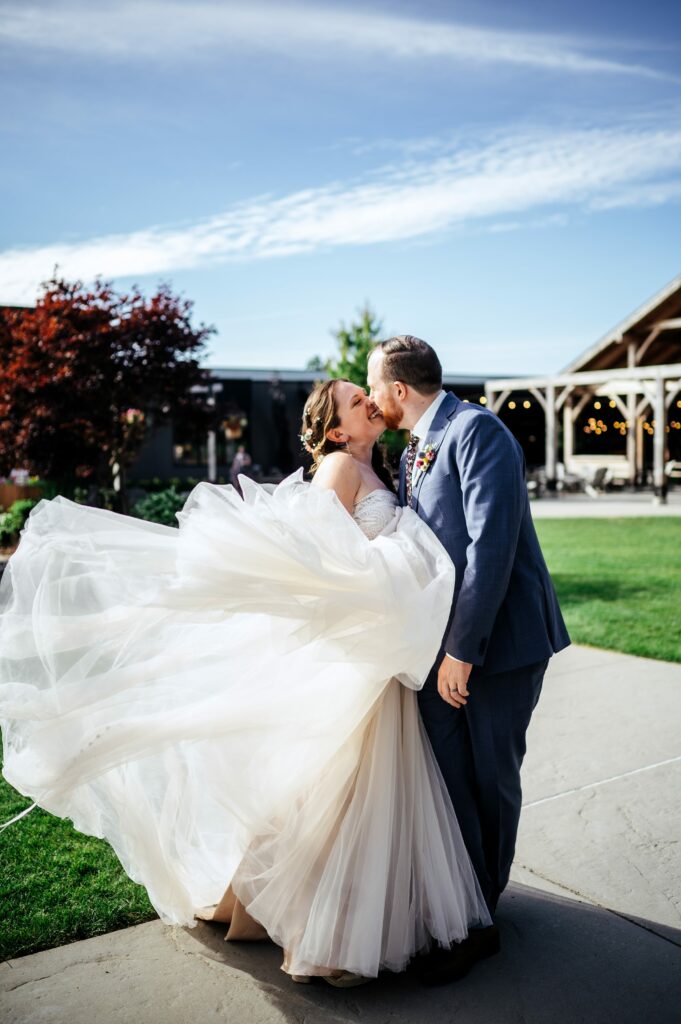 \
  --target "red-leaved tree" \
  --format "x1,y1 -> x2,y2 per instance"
0,277 -> 214,508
